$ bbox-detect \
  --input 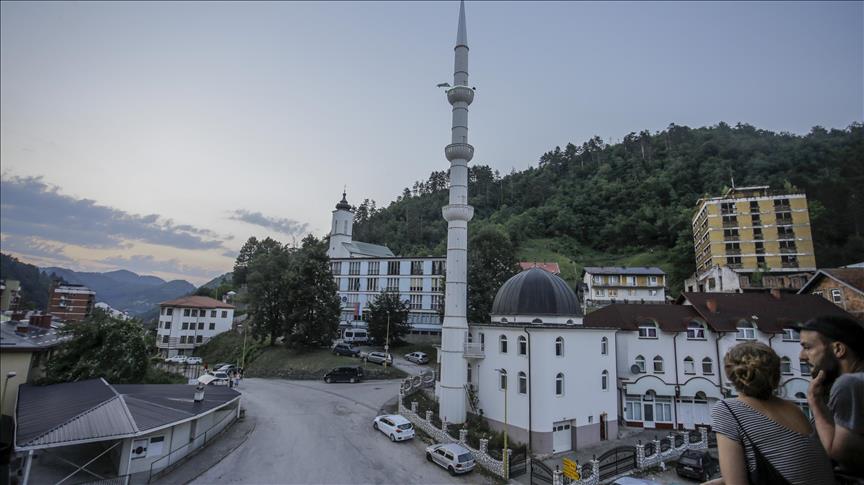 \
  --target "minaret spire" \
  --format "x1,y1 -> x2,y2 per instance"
438,0 -> 475,425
